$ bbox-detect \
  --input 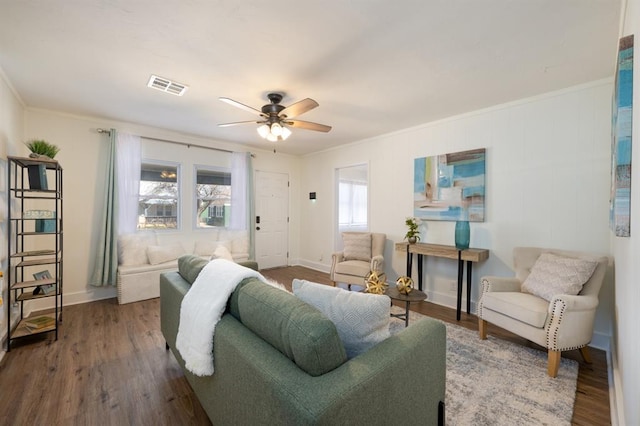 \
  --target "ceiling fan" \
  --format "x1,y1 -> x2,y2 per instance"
218,93 -> 332,142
